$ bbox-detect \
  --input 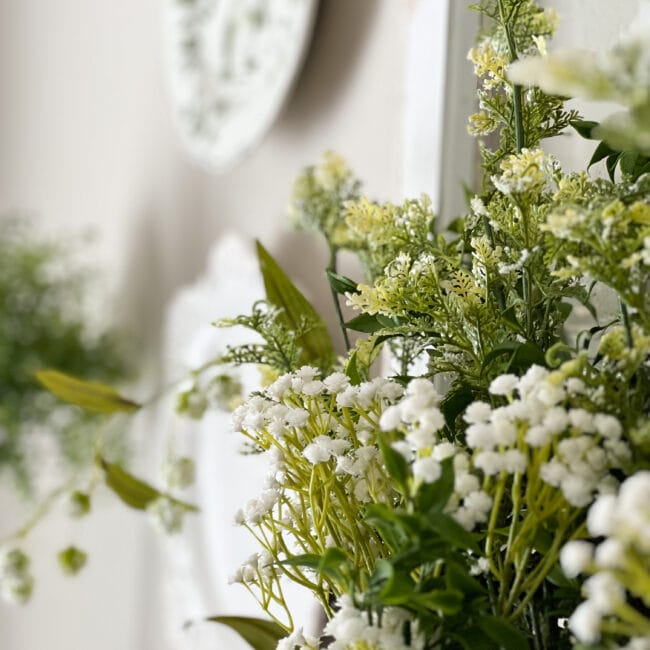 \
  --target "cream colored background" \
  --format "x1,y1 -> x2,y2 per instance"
0,0 -> 638,648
